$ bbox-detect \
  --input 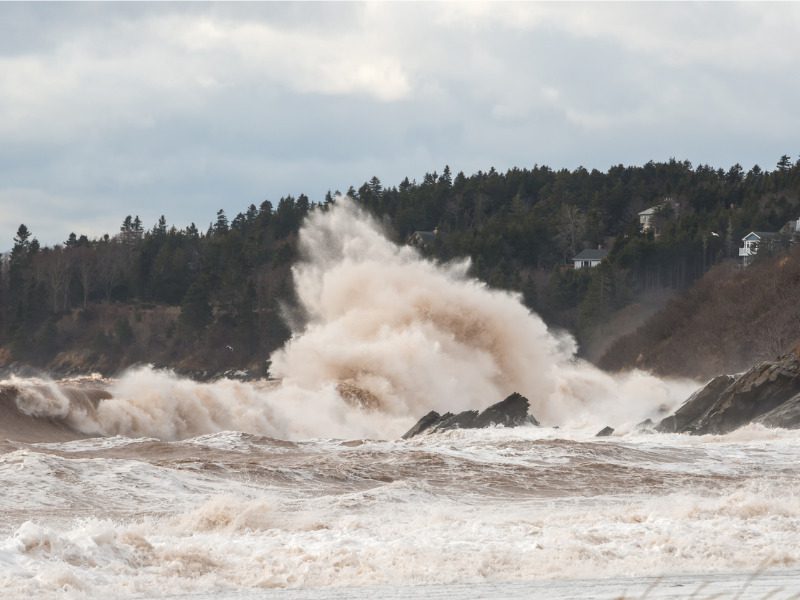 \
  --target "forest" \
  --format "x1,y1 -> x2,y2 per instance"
1,156 -> 799,376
